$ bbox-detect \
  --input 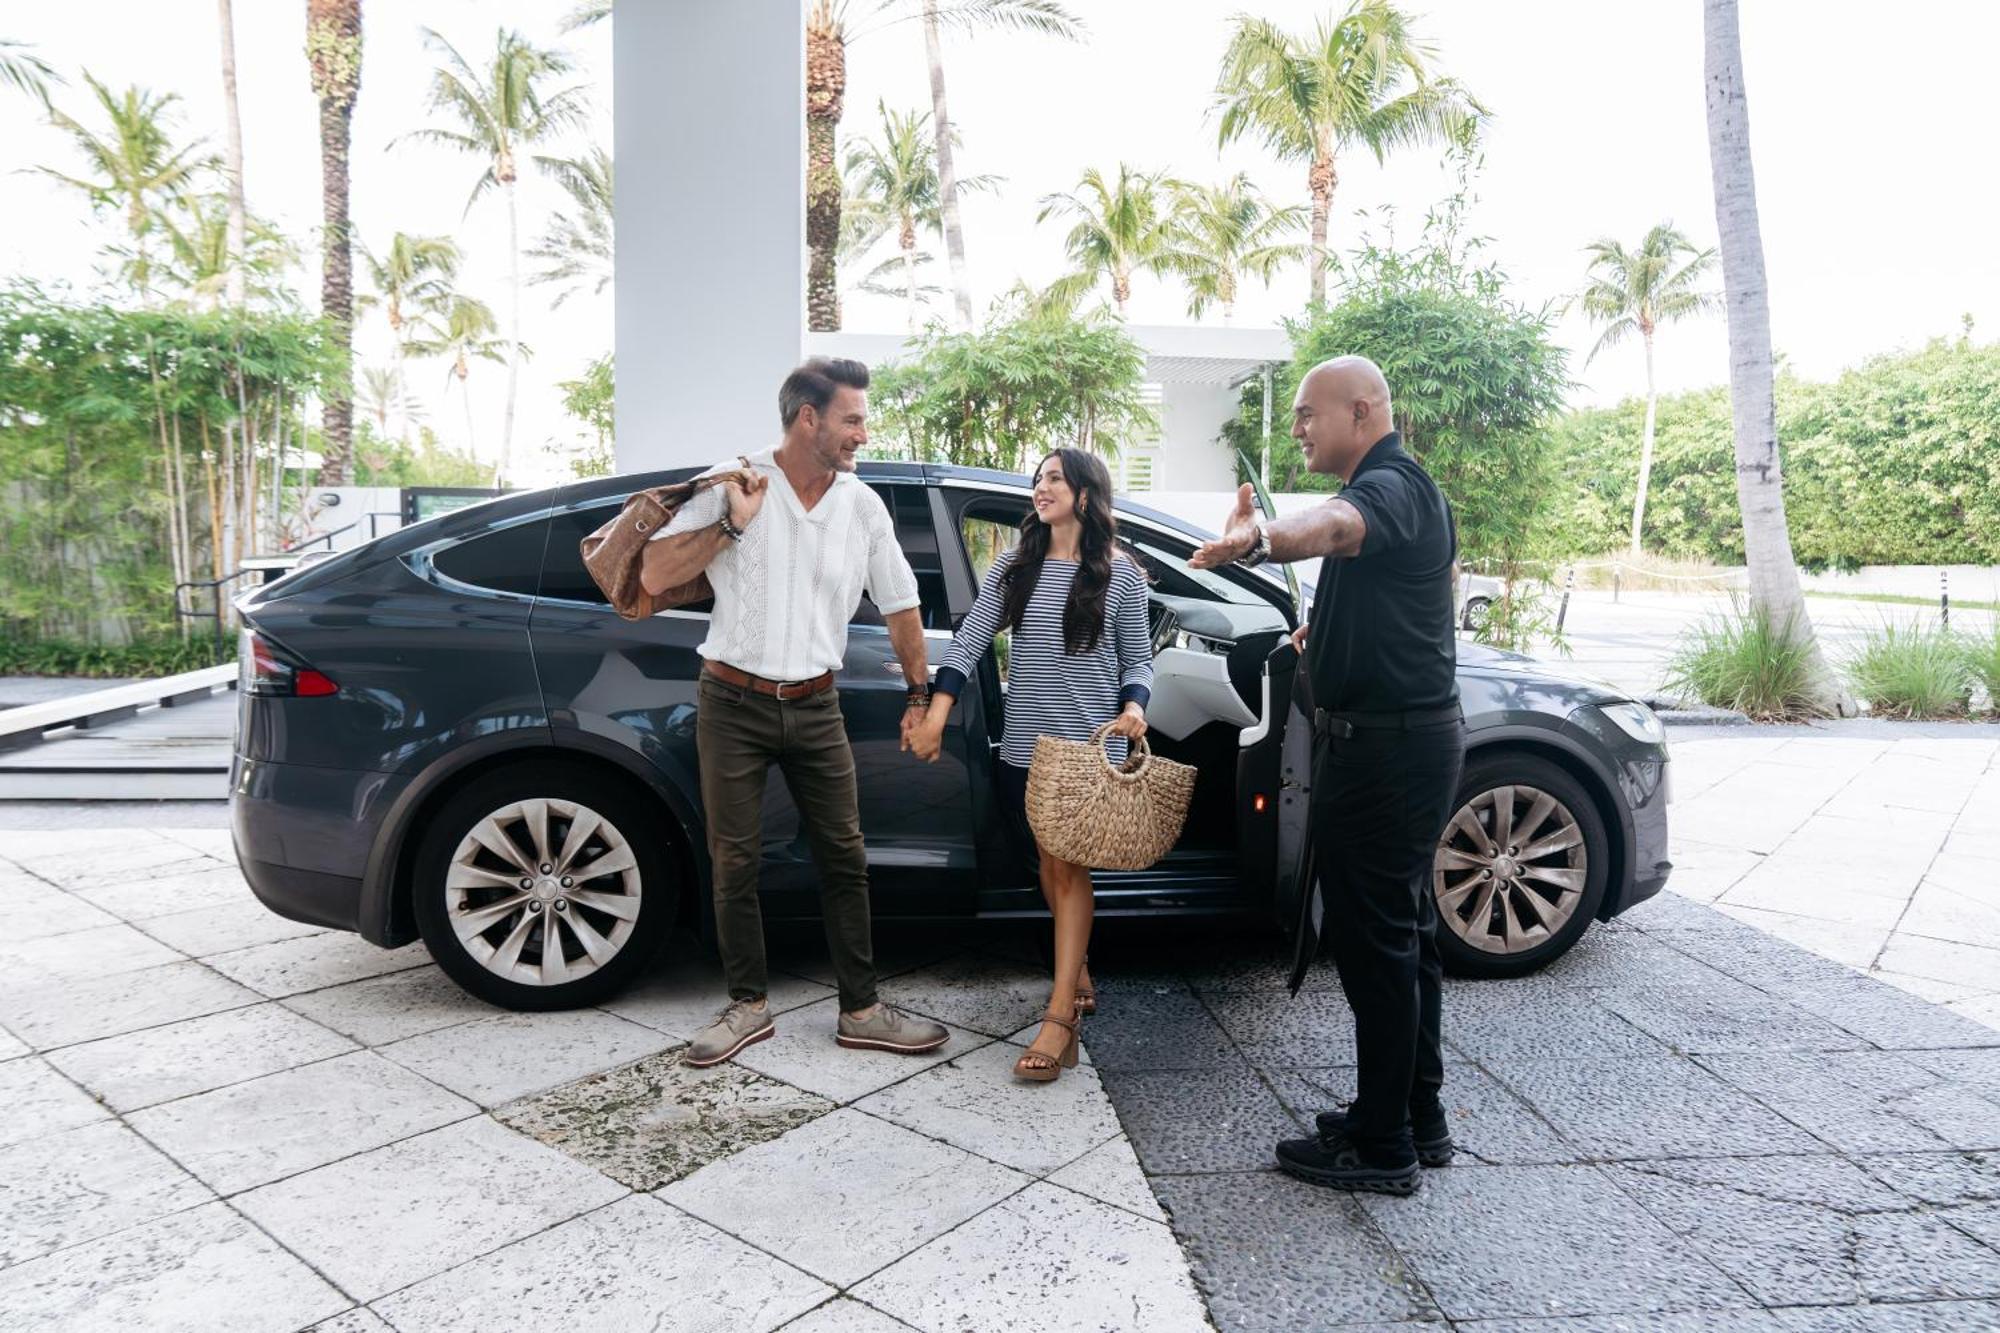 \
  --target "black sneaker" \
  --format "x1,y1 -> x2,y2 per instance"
1314,1104 -> 1455,1168
1275,1131 -> 1420,1196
